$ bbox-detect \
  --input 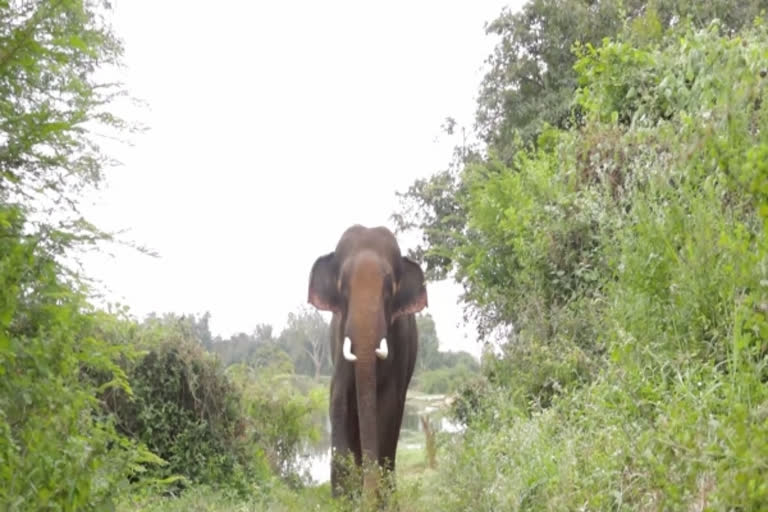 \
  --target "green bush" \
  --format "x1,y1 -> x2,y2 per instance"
226,363 -> 326,484
423,18 -> 768,511
99,312 -> 328,494
100,317 -> 281,494
0,206 -> 158,511
415,365 -> 477,395
122,346 -> 247,487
